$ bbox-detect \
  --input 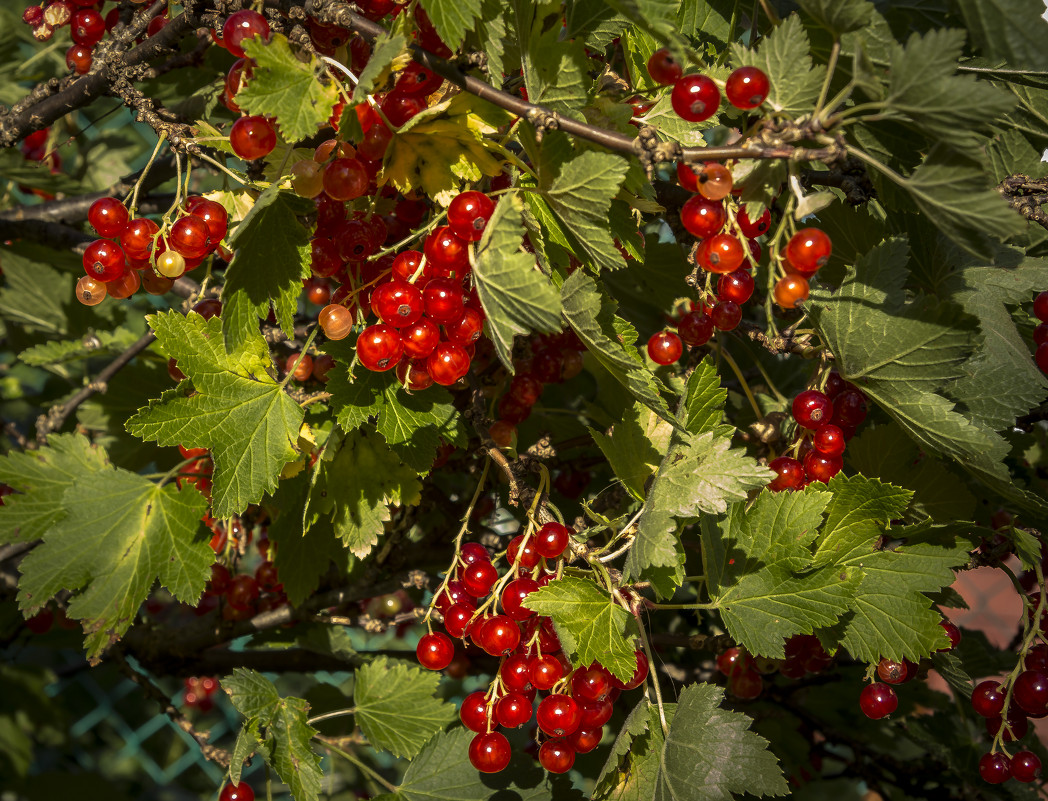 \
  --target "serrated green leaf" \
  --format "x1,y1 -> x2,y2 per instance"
543,151 -> 630,272
306,430 -> 421,558
635,93 -> 717,147
19,328 -> 140,368
16,466 -> 209,661
931,651 -> 974,698
225,668 -> 285,719
472,192 -> 563,369
682,357 -> 727,435
731,14 -> 825,117
597,702 -> 669,801
0,434 -> 109,543
126,311 -> 304,518
812,474 -> 913,566
0,249 -> 73,335
602,0 -> 690,52
677,0 -> 735,48
353,657 -> 456,758
957,0 -> 1048,71
352,33 -> 407,103
418,0 -> 483,49
223,185 -> 312,353
590,402 -> 674,500
325,351 -> 466,472
796,0 -> 874,36
656,683 -> 788,801
522,576 -> 639,682
229,718 -> 264,786
523,22 -> 591,120
561,271 -> 674,425
238,35 -> 338,143
595,697 -> 654,798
